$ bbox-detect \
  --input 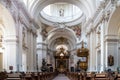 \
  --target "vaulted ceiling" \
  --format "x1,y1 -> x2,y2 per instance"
22,0 -> 96,19
20,0 -> 100,50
